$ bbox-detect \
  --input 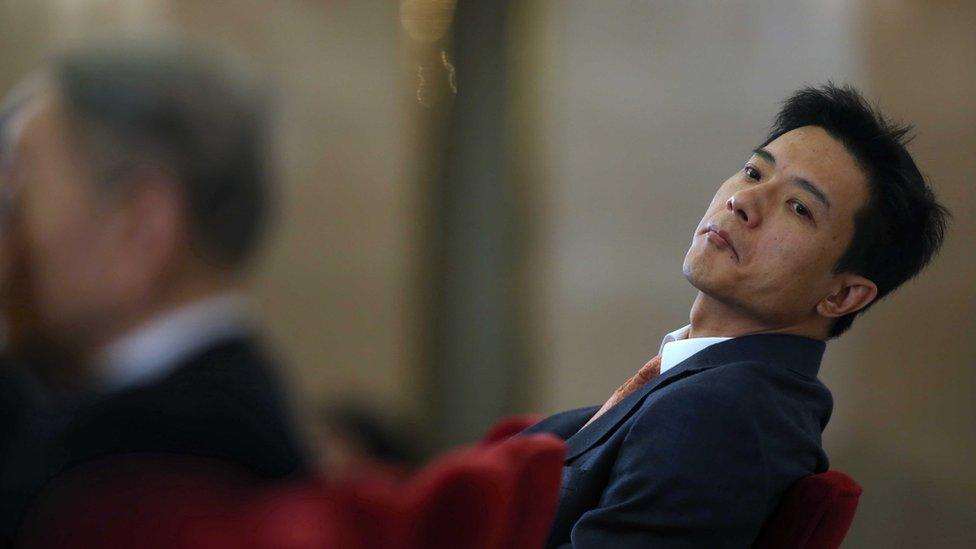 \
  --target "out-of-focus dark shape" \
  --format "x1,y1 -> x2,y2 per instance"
0,38 -> 309,543
0,368 -> 36,459
314,402 -> 422,481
